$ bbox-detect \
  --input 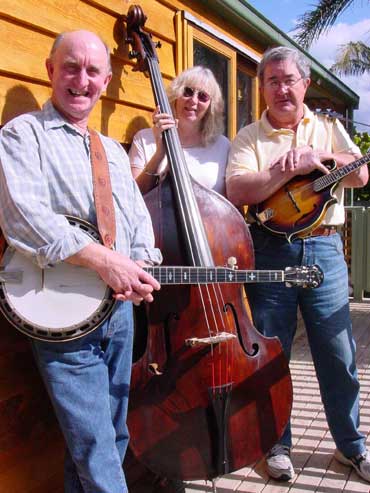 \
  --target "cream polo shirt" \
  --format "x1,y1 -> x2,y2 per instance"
226,104 -> 361,225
